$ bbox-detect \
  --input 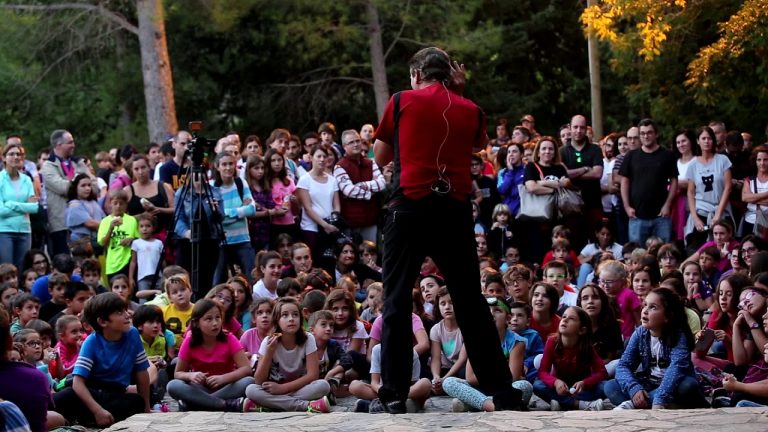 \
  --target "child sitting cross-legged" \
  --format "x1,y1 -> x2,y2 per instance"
442,296 -> 531,412
167,299 -> 254,412
309,310 -> 353,404
350,344 -> 431,413
533,306 -> 608,411
52,293 -> 150,428
244,297 -> 332,413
